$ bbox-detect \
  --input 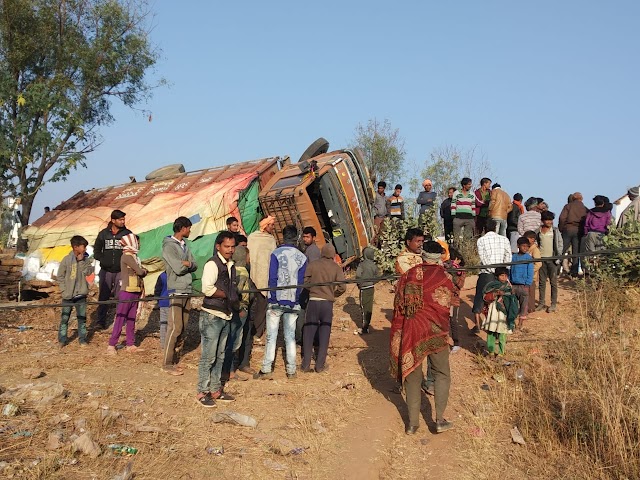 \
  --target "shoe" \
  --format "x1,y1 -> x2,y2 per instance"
229,371 -> 249,382
286,372 -> 297,379
358,327 -> 370,335
238,366 -> 256,375
549,304 -> 557,313
106,345 -> 117,355
436,419 -> 454,433
405,425 -> 419,435
253,370 -> 273,380
471,326 -> 480,334
300,366 -> 313,373
535,304 -> 547,312
162,365 -> 184,376
197,392 -> 216,408
421,384 -> 435,396
451,346 -> 461,353
315,364 -> 329,374
79,342 -> 88,348
58,341 -> 67,349
211,390 -> 235,403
